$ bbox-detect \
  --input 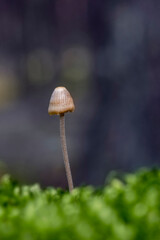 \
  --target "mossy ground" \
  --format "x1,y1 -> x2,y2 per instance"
0,168 -> 160,240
